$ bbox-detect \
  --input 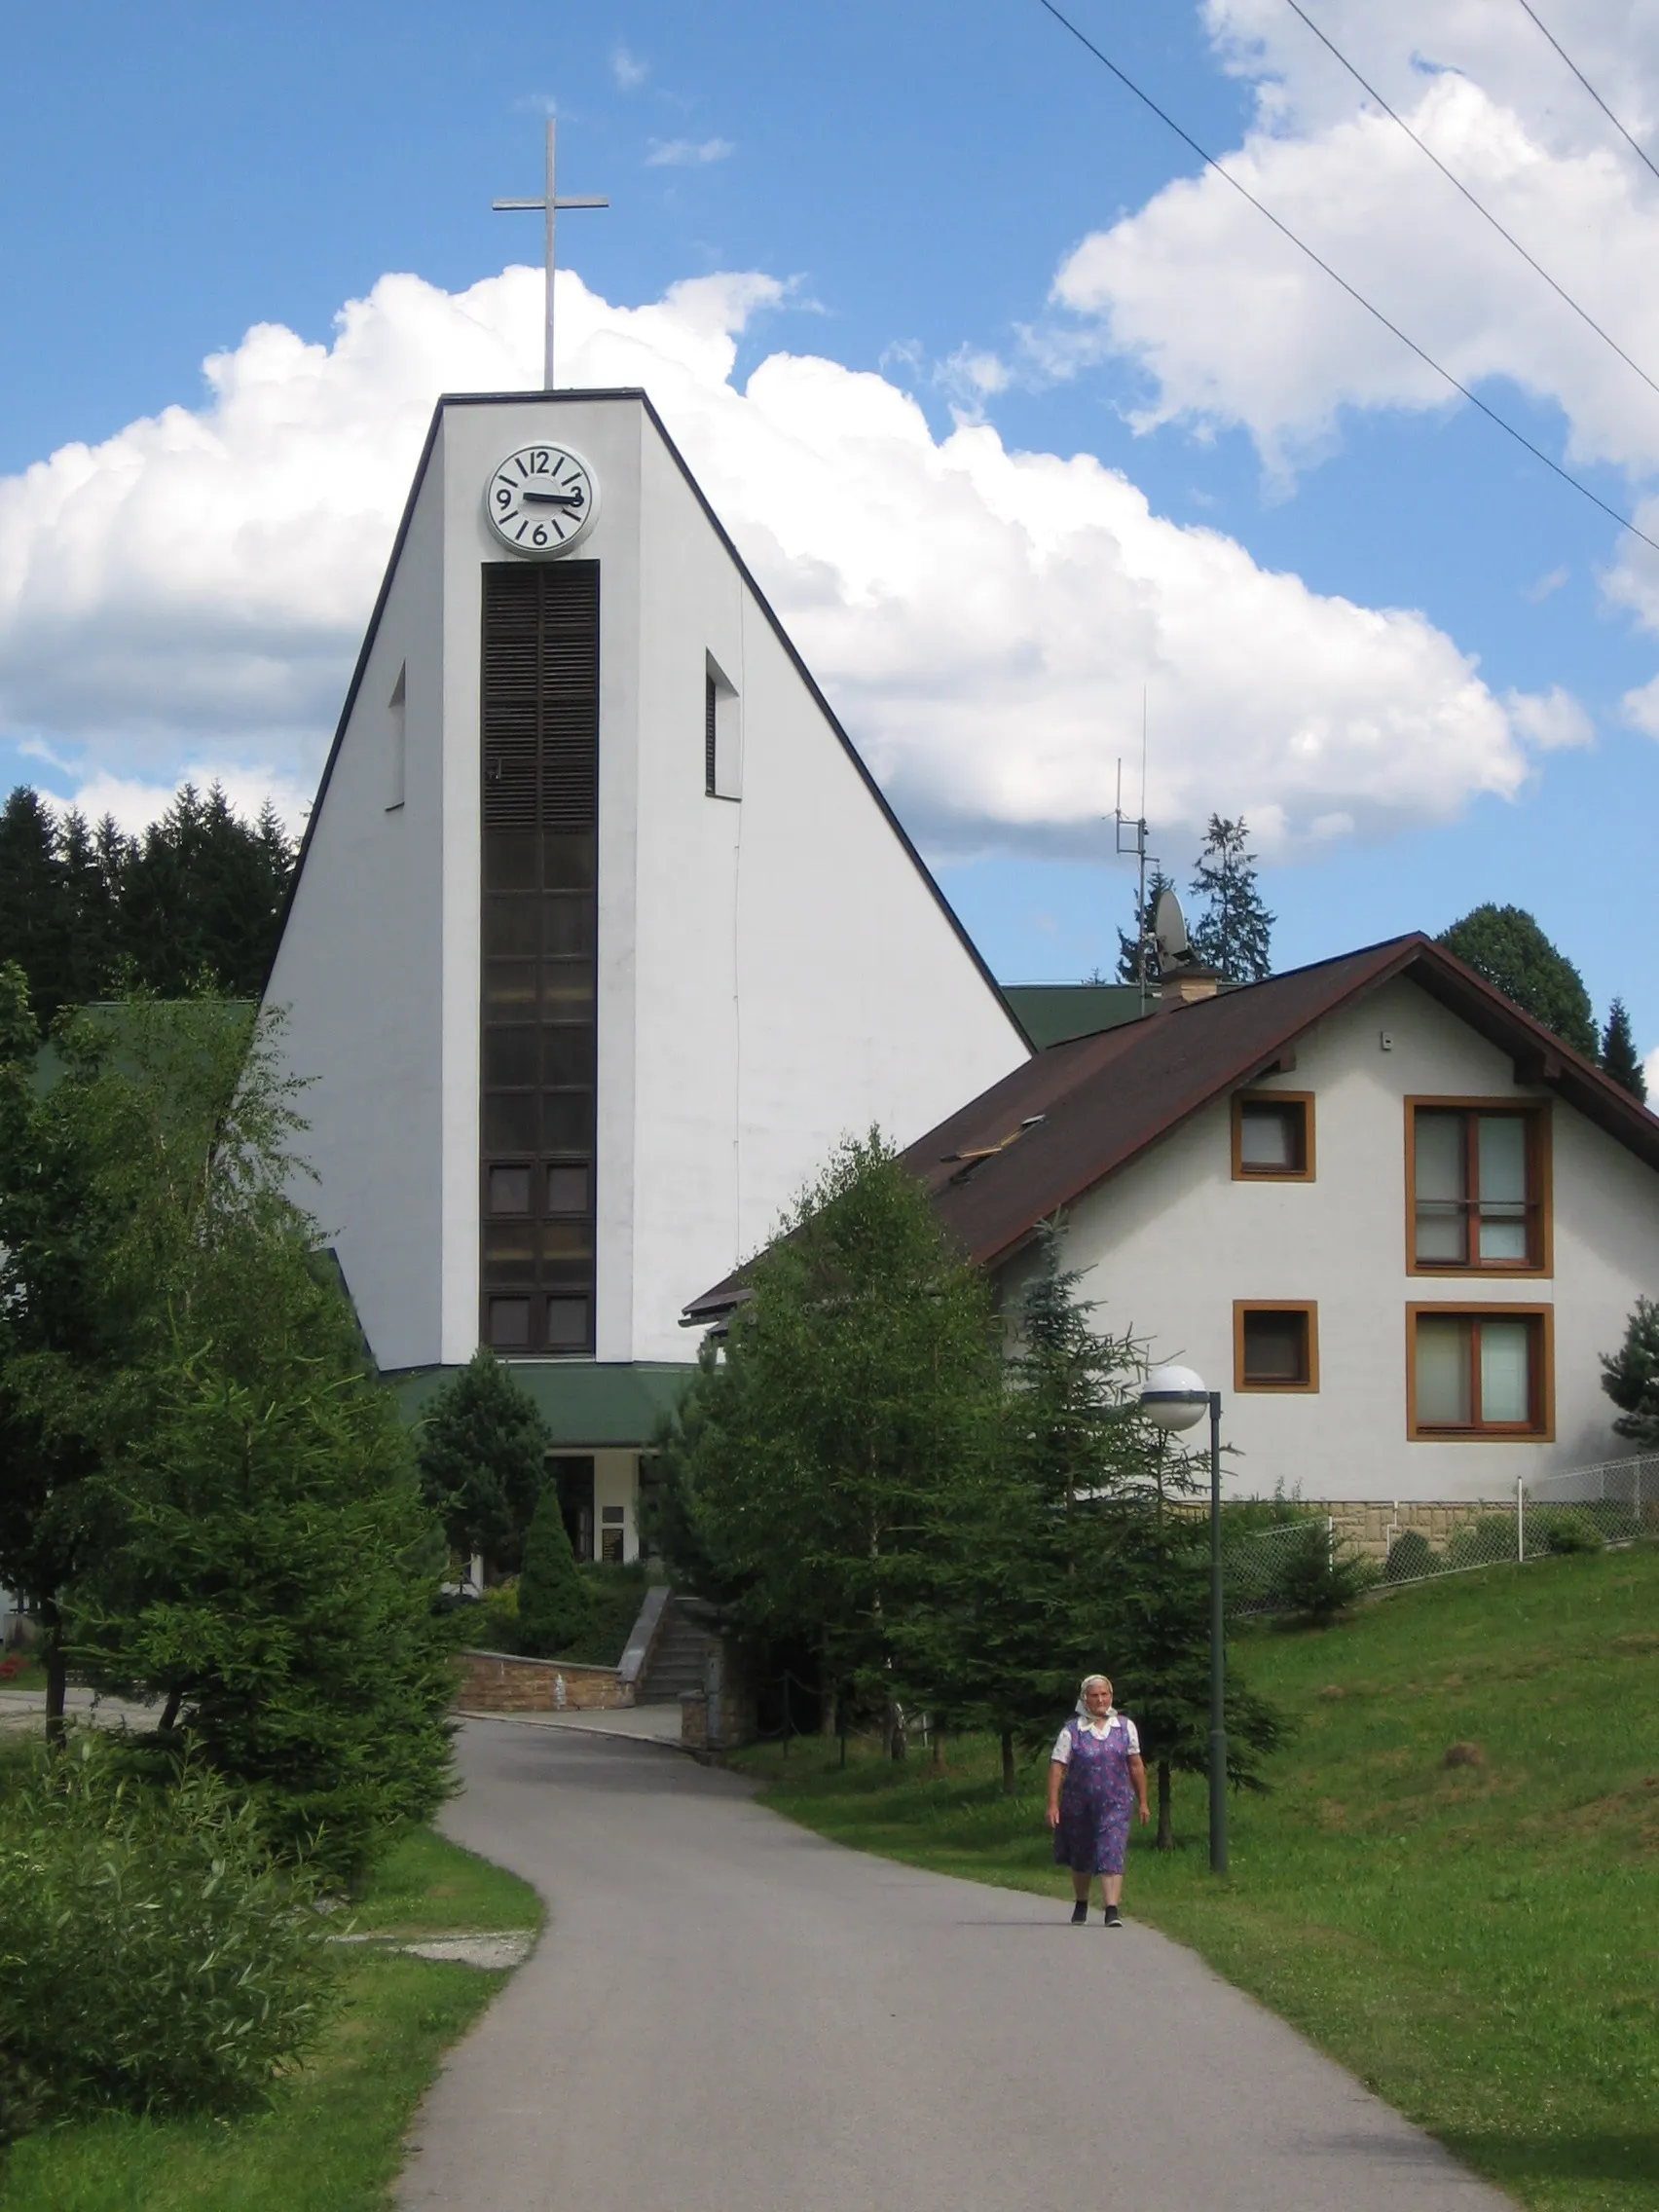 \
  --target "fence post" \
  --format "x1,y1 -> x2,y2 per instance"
1517,1475 -> 1525,1564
